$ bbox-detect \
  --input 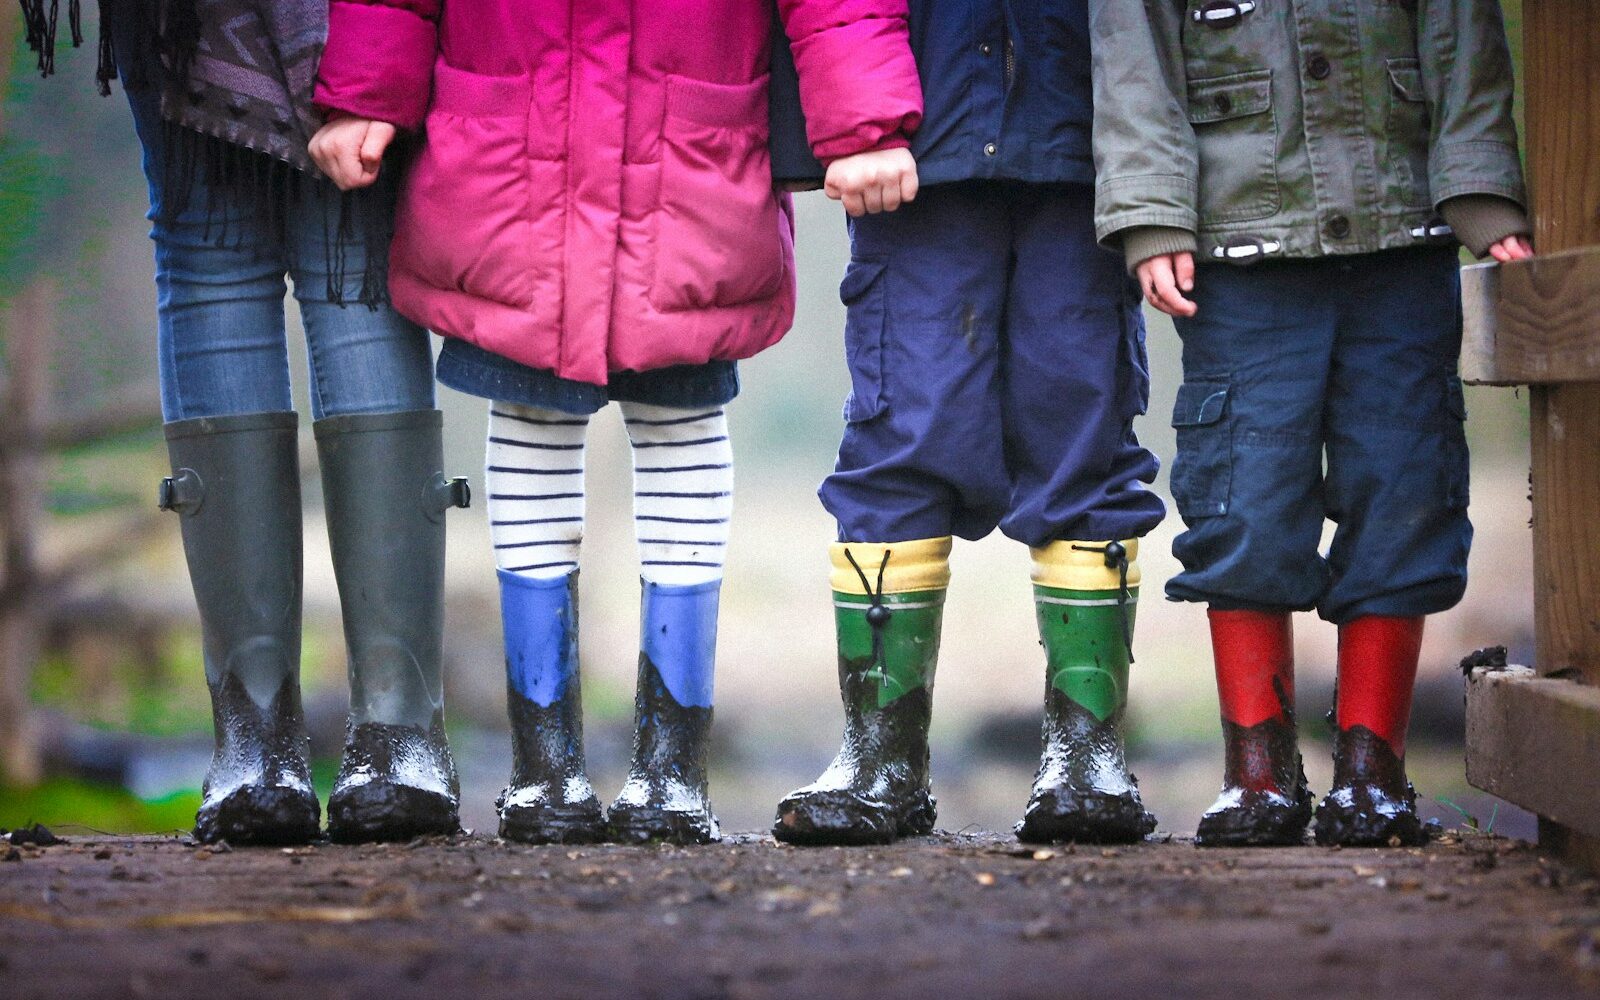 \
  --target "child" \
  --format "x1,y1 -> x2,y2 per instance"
310,0 -> 923,844
1091,0 -> 1531,846
772,0 -> 1168,847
